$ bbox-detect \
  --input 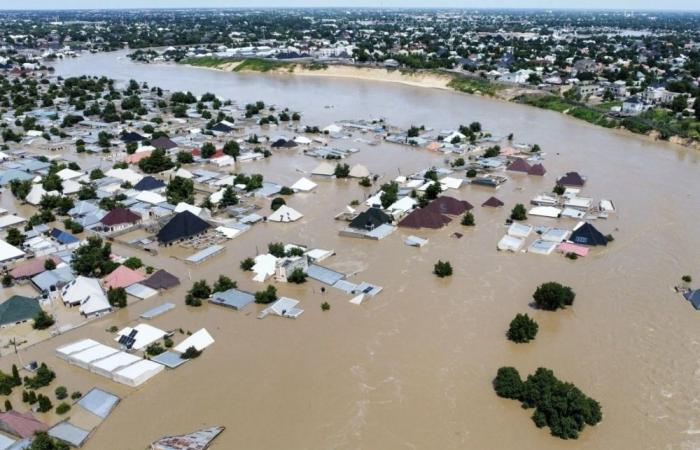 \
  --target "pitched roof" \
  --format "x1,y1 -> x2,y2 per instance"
50,228 -> 79,245
142,269 -> 180,290
349,207 -> 392,231
570,222 -> 608,246
482,196 -> 504,207
425,196 -> 473,215
103,265 -> 146,289
0,410 -> 48,438
528,163 -> 547,176
133,176 -> 166,191
9,256 -> 60,279
100,208 -> 141,226
507,158 -> 532,173
557,171 -> 586,186
398,208 -> 452,229
150,136 -> 178,150
157,210 -> 211,244
0,295 -> 42,326
121,131 -> 145,143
